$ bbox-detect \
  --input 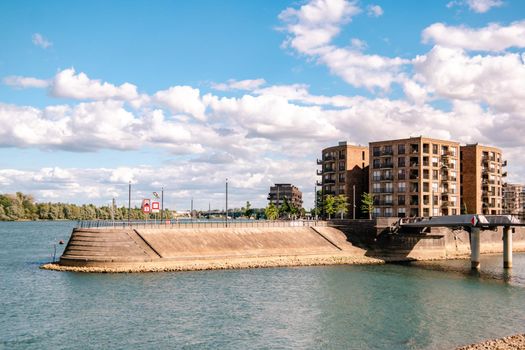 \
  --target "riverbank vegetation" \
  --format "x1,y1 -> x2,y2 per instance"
0,192 -> 170,221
